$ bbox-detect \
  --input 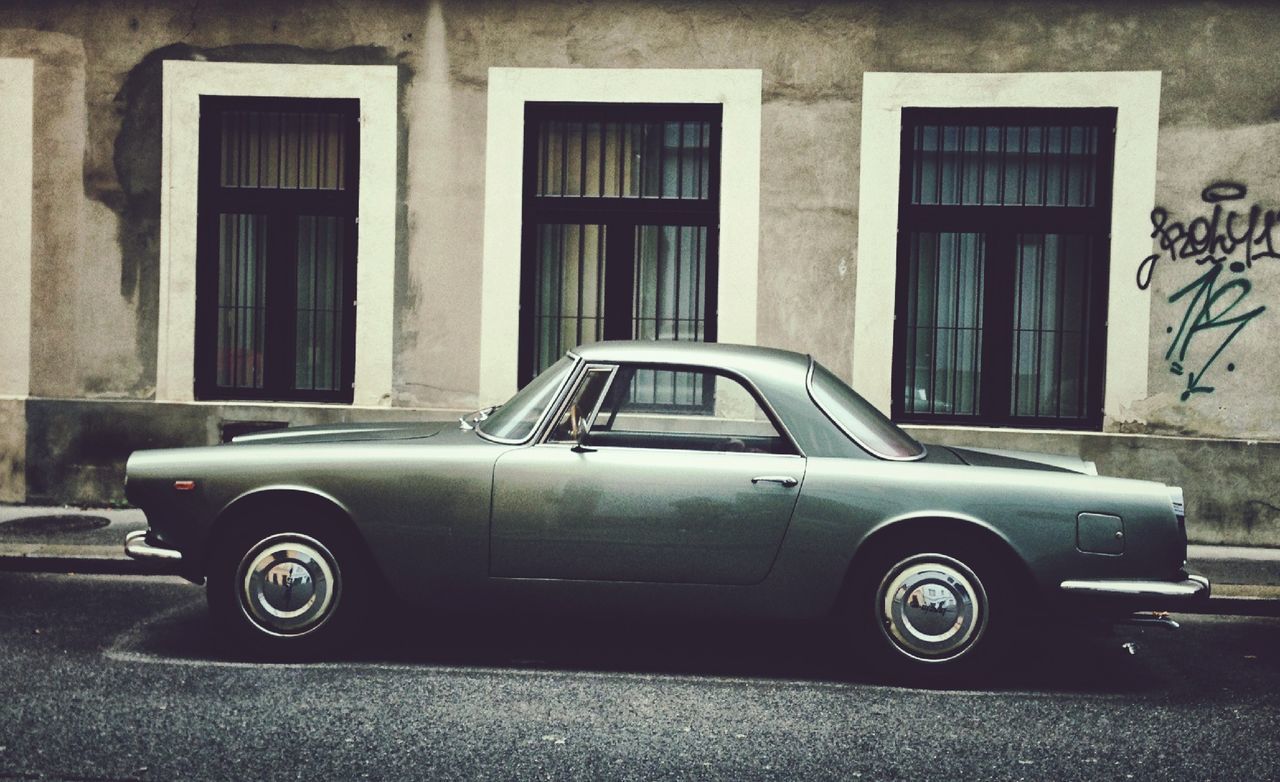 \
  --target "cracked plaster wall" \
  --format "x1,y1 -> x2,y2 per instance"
0,0 -> 1279,437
